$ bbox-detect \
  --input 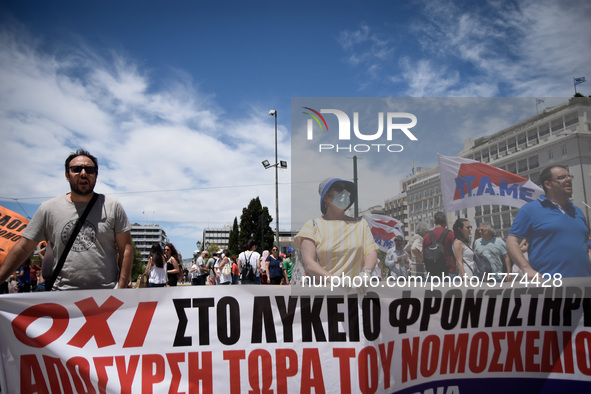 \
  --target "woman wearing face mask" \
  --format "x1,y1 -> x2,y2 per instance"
294,177 -> 378,280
